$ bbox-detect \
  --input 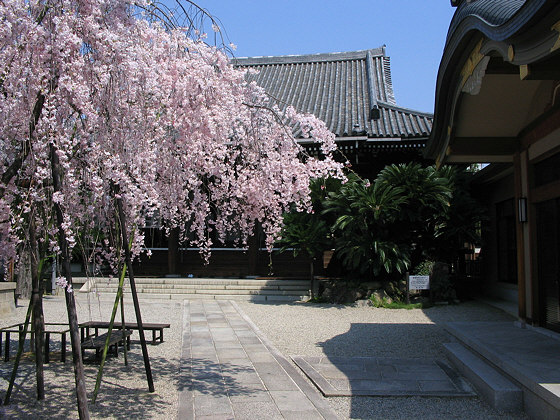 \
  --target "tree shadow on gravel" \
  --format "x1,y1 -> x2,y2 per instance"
1,348 -> 267,419
0,346 -> 181,419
